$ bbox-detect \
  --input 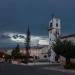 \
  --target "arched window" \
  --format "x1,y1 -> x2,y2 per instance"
50,23 -> 52,27
56,23 -> 58,27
